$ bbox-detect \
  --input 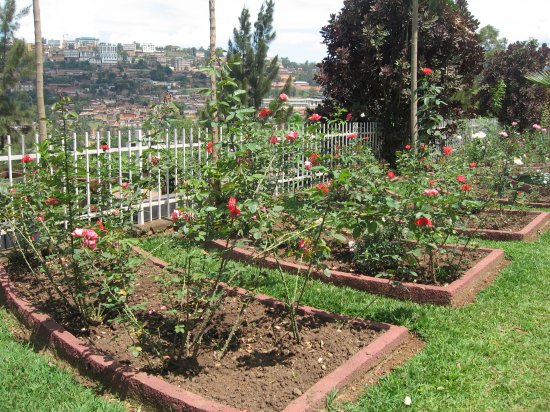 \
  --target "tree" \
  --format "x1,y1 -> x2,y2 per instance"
33,0 -> 46,141
208,0 -> 219,158
0,0 -> 32,150
477,40 -> 550,128
227,0 -> 279,109
316,0 -> 483,160
478,25 -> 507,58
